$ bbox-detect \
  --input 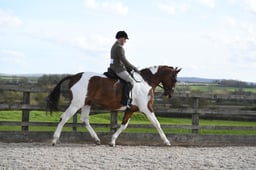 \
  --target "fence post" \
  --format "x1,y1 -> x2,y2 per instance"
22,91 -> 30,131
72,113 -> 77,132
110,111 -> 118,133
192,97 -> 199,134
